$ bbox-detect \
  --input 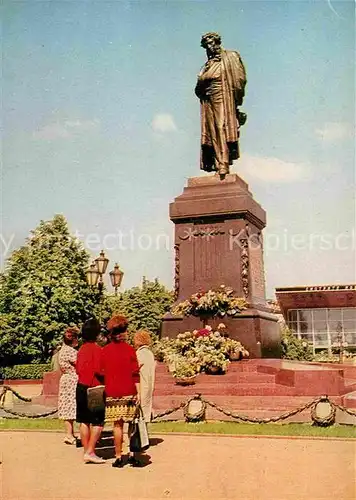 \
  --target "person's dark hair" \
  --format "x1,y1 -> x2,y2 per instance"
81,318 -> 101,342
201,32 -> 221,49
106,315 -> 129,339
63,327 -> 79,346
